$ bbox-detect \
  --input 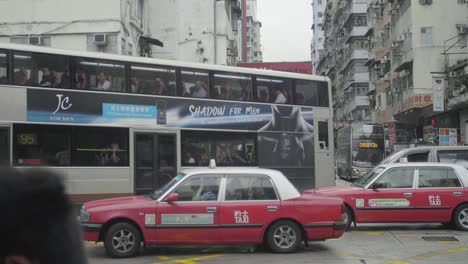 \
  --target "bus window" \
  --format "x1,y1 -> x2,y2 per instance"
73,126 -> 129,167
213,72 -> 252,101
180,69 -> 210,98
295,80 -> 318,106
182,131 -> 256,167
0,50 -> 7,84
317,81 -> 329,107
14,124 -> 71,166
256,76 -> 291,104
130,64 -> 177,96
13,52 -> 69,88
318,121 -> 329,150
75,59 -> 125,92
